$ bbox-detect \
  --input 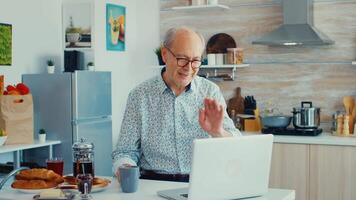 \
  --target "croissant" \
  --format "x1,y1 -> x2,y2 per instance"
11,180 -> 58,189
12,168 -> 64,189
15,168 -> 63,183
